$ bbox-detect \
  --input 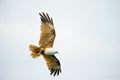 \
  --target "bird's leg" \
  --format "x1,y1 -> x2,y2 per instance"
37,48 -> 44,55
37,51 -> 41,56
